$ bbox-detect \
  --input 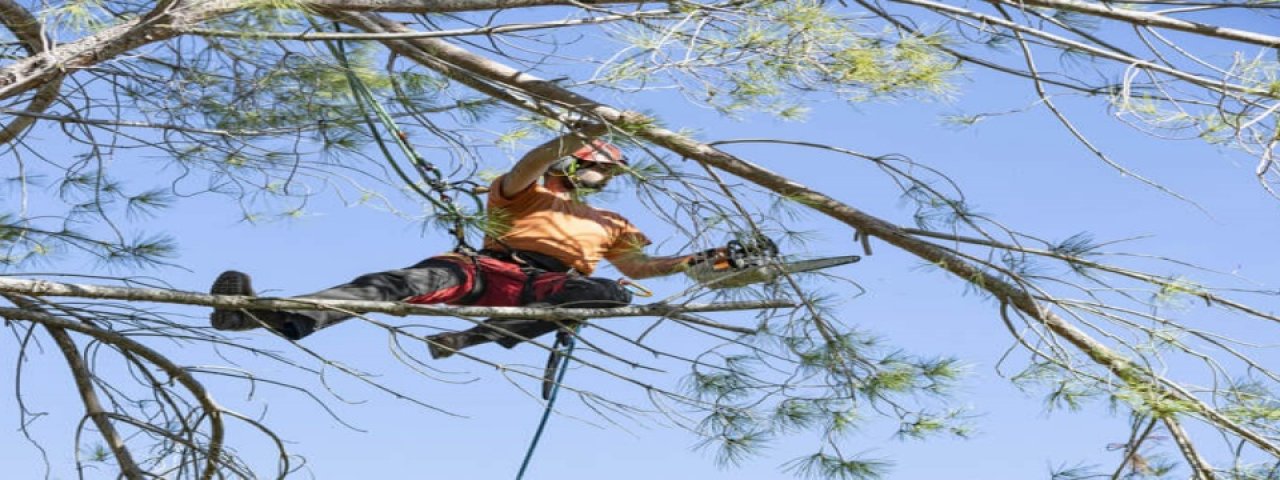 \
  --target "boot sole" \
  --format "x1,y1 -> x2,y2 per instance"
210,271 -> 257,331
